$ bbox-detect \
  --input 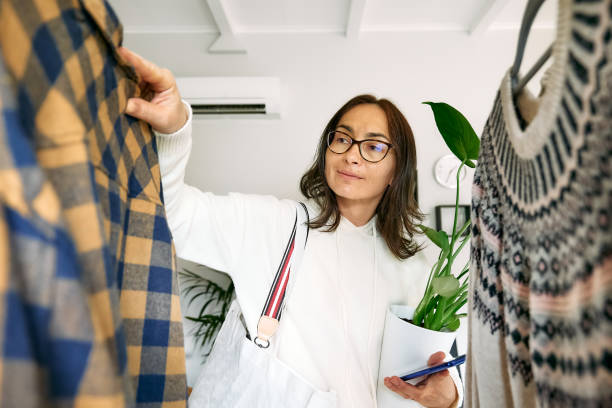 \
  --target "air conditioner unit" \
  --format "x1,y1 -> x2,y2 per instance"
175,77 -> 281,119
